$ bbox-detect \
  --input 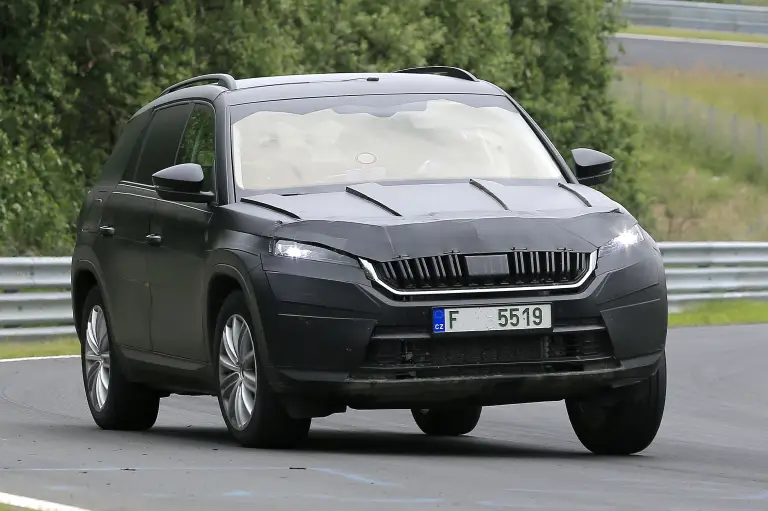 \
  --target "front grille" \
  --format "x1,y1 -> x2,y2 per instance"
372,251 -> 590,292
351,325 -> 615,379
